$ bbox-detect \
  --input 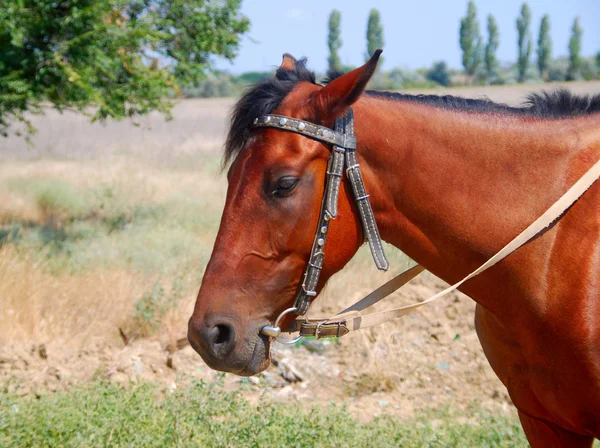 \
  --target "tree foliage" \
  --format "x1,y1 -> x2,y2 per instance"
0,0 -> 249,137
365,9 -> 384,65
516,3 -> 532,83
484,14 -> 499,83
327,10 -> 342,73
567,17 -> 583,80
459,1 -> 482,80
536,15 -> 552,80
426,61 -> 450,86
